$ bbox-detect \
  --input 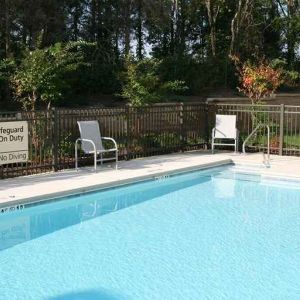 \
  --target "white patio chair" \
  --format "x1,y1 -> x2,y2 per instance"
212,114 -> 239,153
75,121 -> 118,171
